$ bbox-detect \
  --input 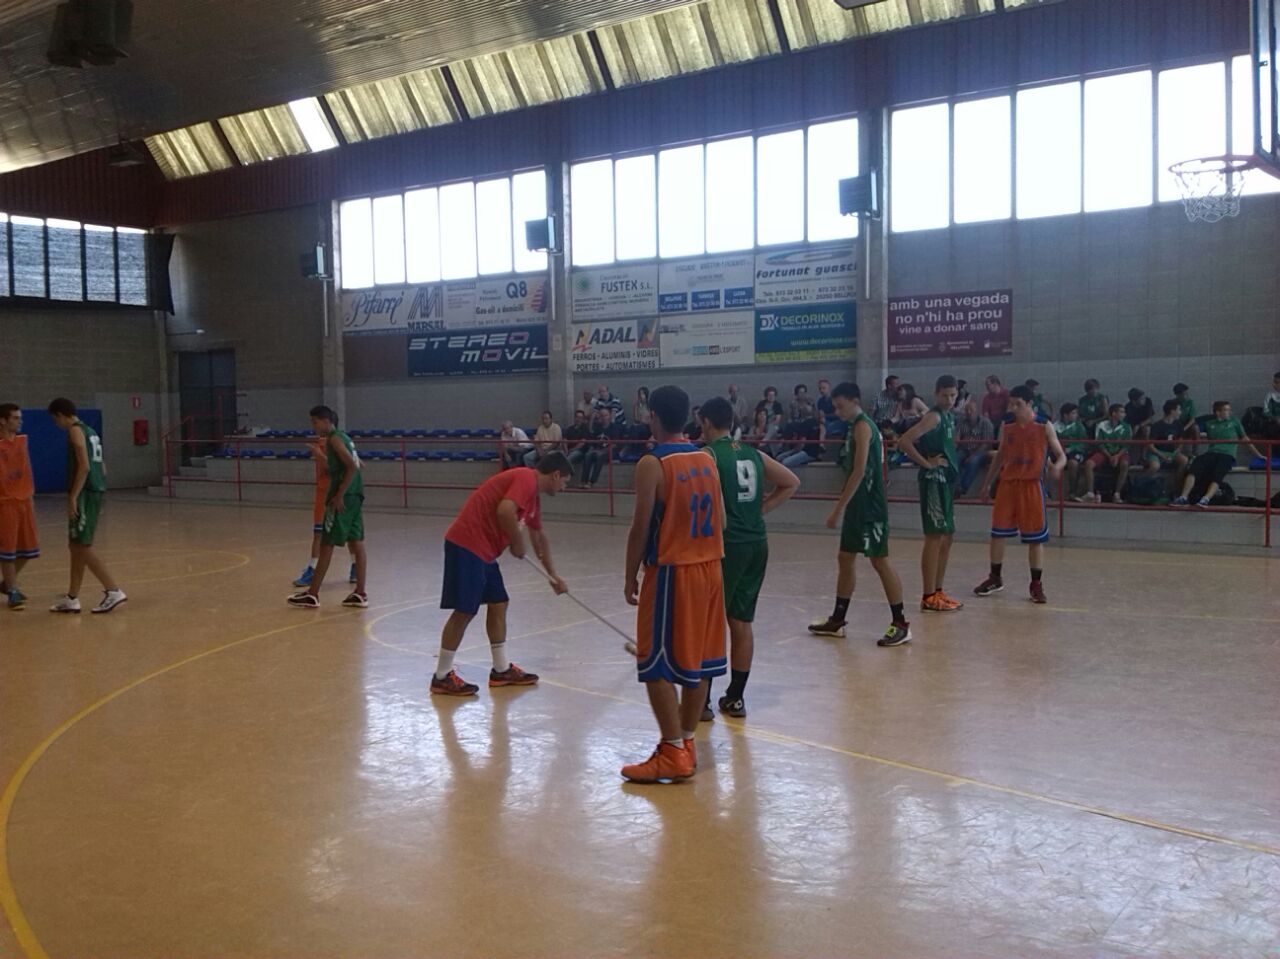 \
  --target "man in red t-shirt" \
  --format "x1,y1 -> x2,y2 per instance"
430,453 -> 573,696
